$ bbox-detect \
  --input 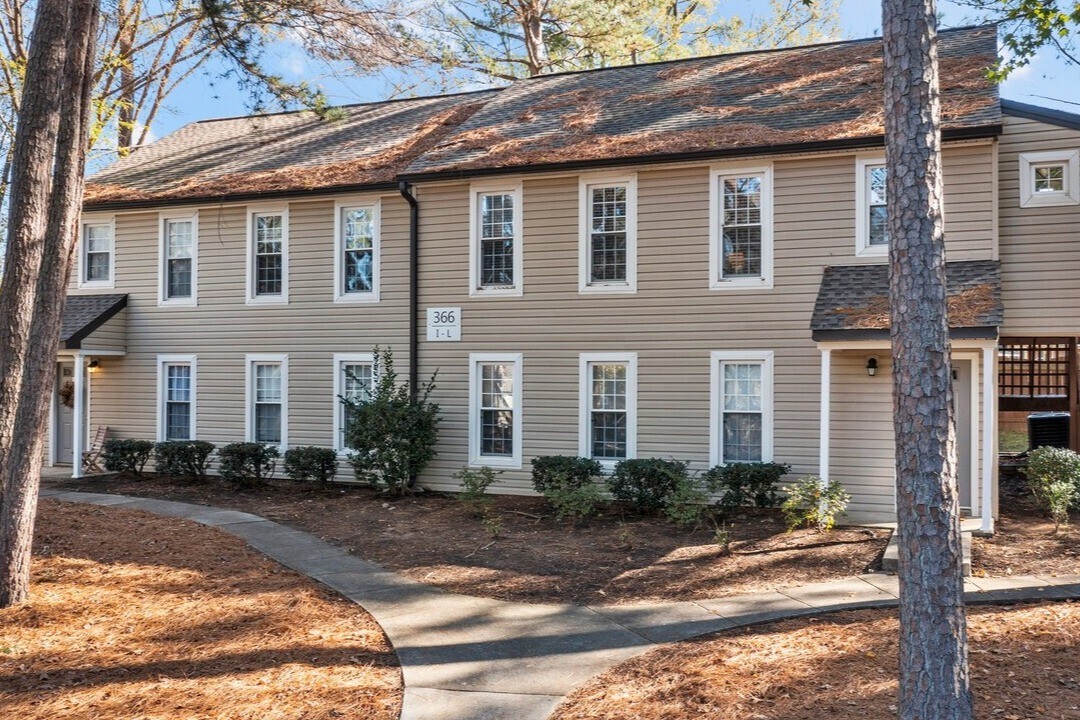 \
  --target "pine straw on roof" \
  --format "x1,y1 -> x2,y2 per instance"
0,500 -> 401,720
830,282 -> 999,330
84,100 -> 488,204
552,602 -> 1080,720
